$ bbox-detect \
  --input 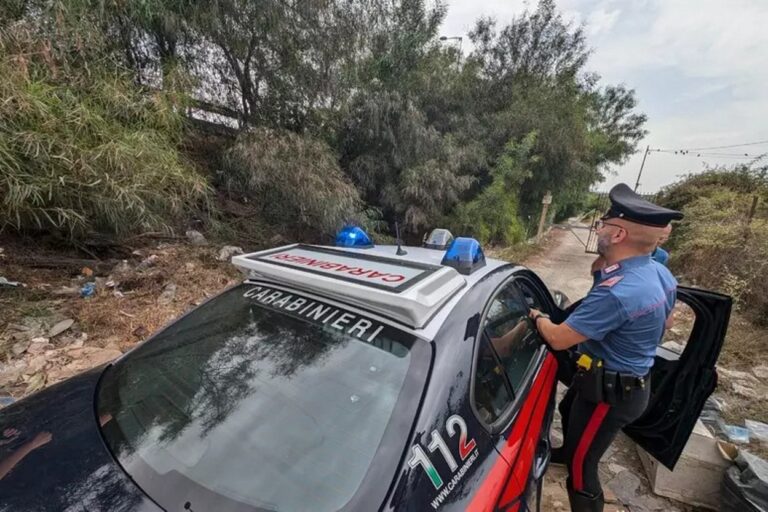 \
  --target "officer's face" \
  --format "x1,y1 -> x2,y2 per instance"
596,221 -> 627,255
